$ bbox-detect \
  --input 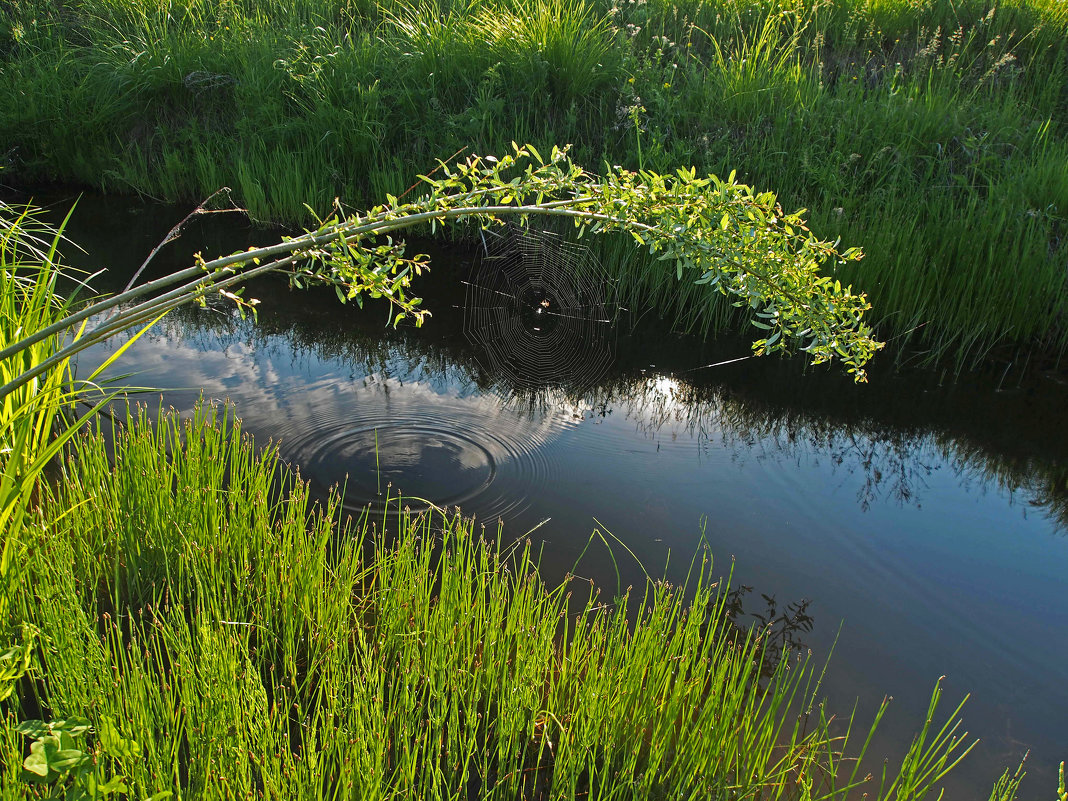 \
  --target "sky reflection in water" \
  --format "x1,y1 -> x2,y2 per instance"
59,195 -> 1068,799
